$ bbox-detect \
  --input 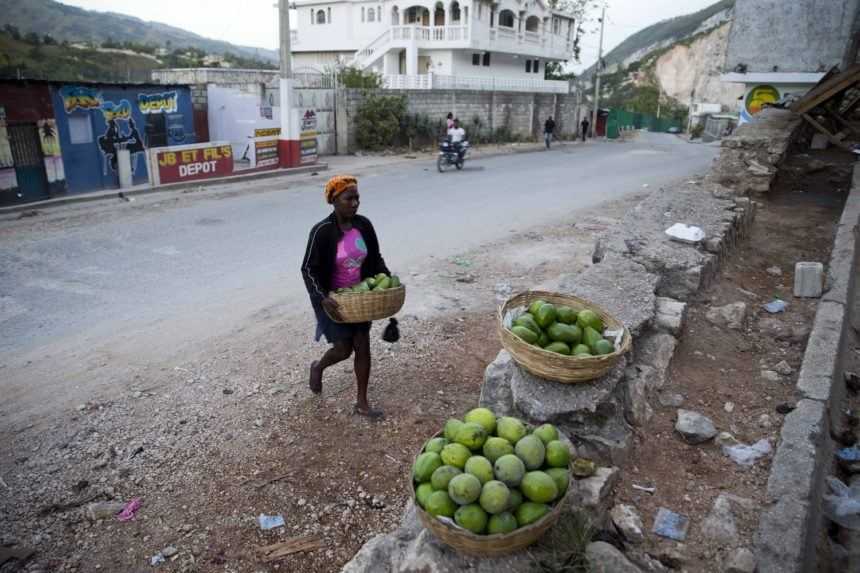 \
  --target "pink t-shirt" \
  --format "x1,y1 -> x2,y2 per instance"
332,228 -> 368,289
